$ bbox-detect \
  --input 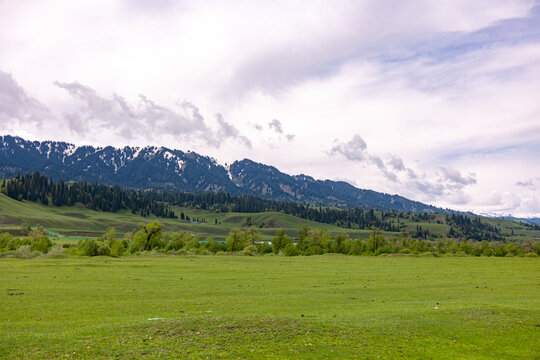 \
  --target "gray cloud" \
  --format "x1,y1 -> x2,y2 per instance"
408,167 -> 477,204
54,81 -> 251,148
268,119 -> 283,134
215,113 -> 252,148
329,134 -> 368,161
516,178 -> 538,190
406,168 -> 418,179
267,118 -> 295,142
439,167 -> 476,186
370,155 -> 398,182
0,70 -> 53,131
328,134 -> 477,202
329,135 -> 399,181
388,155 -> 405,171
